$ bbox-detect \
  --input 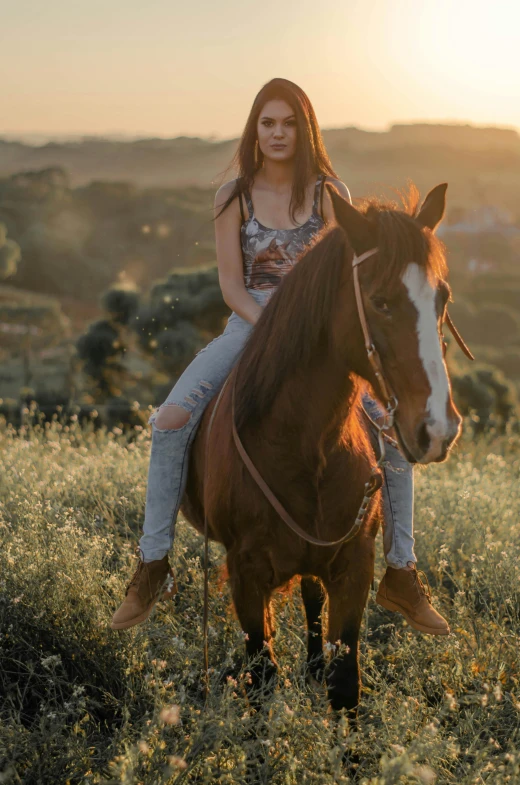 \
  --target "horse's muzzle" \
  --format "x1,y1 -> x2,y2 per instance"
416,415 -> 462,464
